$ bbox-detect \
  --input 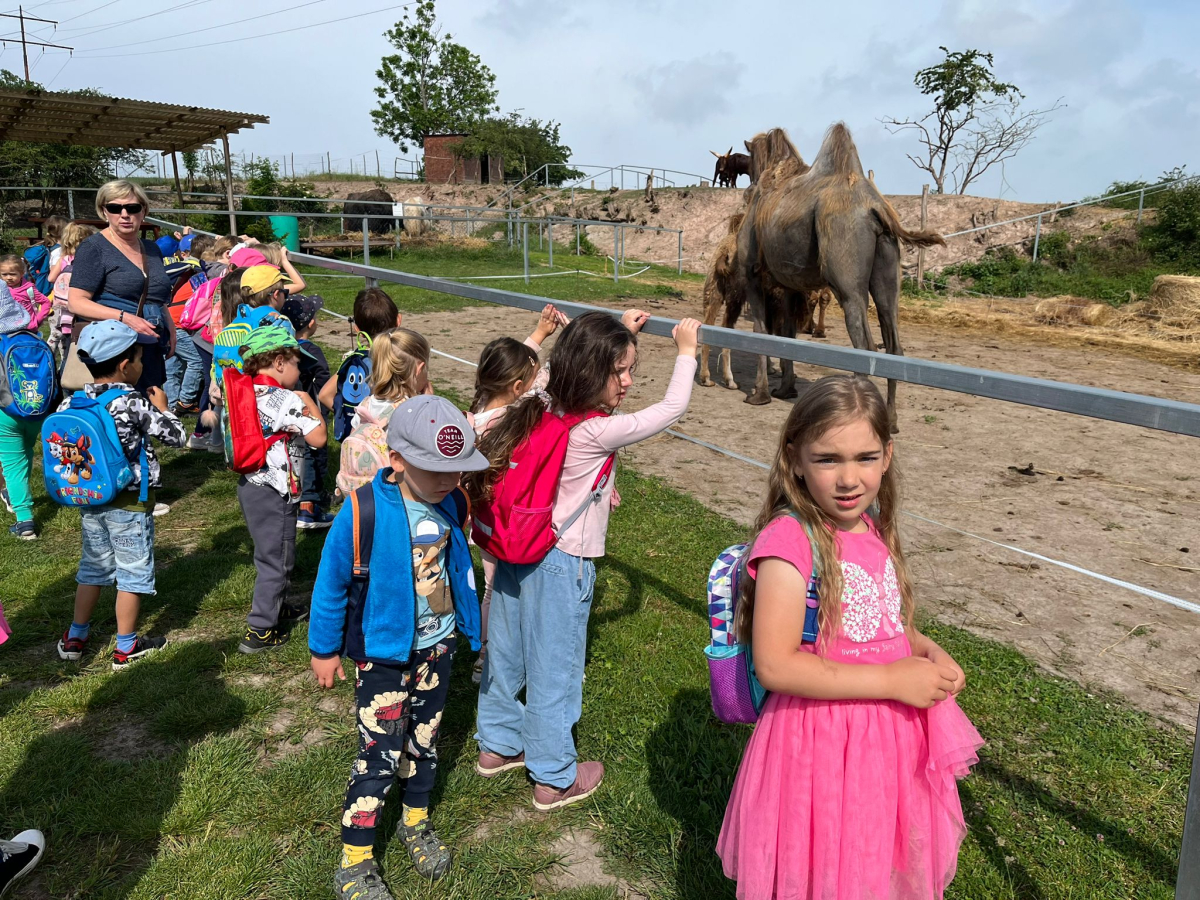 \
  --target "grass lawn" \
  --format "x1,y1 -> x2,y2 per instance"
0,241 -> 1192,899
